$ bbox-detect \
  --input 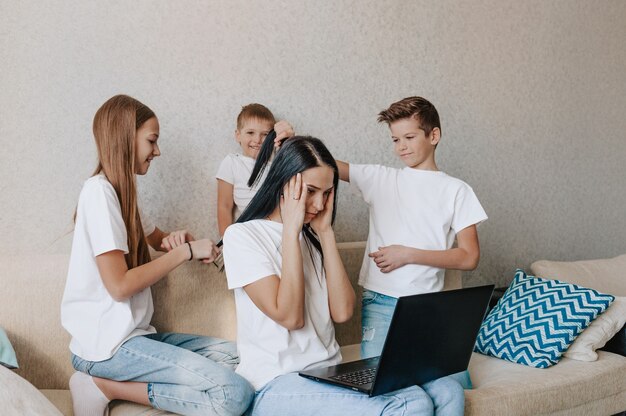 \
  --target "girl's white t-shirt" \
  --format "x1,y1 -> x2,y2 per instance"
351,164 -> 488,298
223,220 -> 342,390
61,174 -> 156,362
216,153 -> 268,218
